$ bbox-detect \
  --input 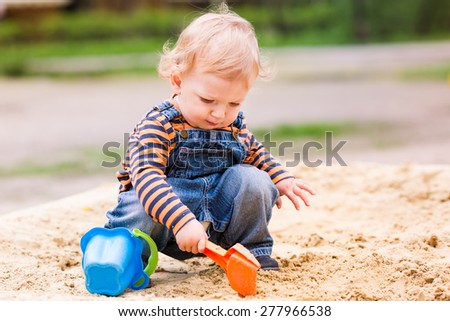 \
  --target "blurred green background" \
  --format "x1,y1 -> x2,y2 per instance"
1,0 -> 449,77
